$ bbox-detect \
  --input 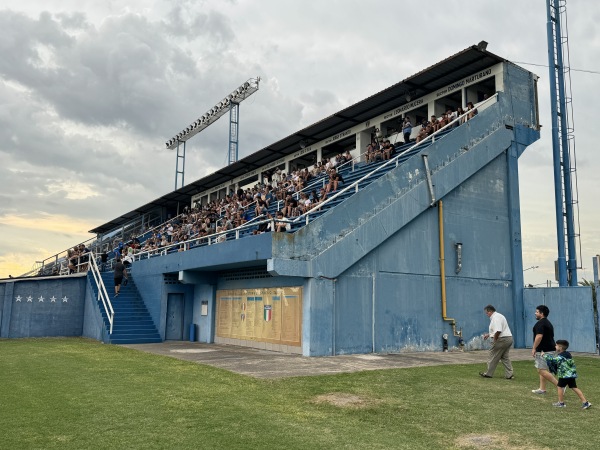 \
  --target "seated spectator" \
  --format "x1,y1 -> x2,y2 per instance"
430,115 -> 440,132
416,120 -> 429,143
382,140 -> 394,160
325,169 -> 343,194
456,106 -> 466,125
446,108 -> 457,124
255,199 -> 268,218
466,101 -> 478,120
437,112 -> 449,131
273,211 -> 291,232
298,192 -> 312,214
